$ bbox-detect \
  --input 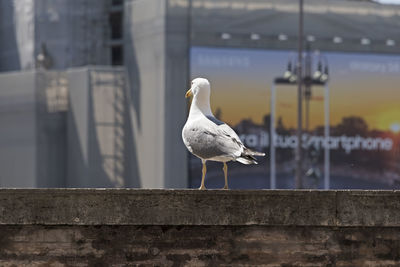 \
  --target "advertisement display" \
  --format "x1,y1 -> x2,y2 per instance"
189,46 -> 400,189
